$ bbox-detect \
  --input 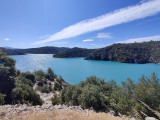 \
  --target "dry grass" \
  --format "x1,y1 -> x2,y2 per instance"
6,110 -> 128,120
